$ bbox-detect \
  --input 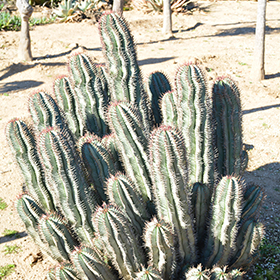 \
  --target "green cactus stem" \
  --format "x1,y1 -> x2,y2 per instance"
149,125 -> 196,265
212,77 -> 244,177
71,245 -> 118,280
99,12 -> 151,132
175,63 -> 214,187
184,264 -> 209,280
161,90 -> 178,127
79,133 -> 116,204
6,119 -> 54,211
107,102 -> 152,202
146,71 -> 171,125
54,263 -> 81,280
143,217 -> 175,279
92,203 -> 146,279
38,126 -> 95,245
69,53 -> 109,137
136,266 -> 162,280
